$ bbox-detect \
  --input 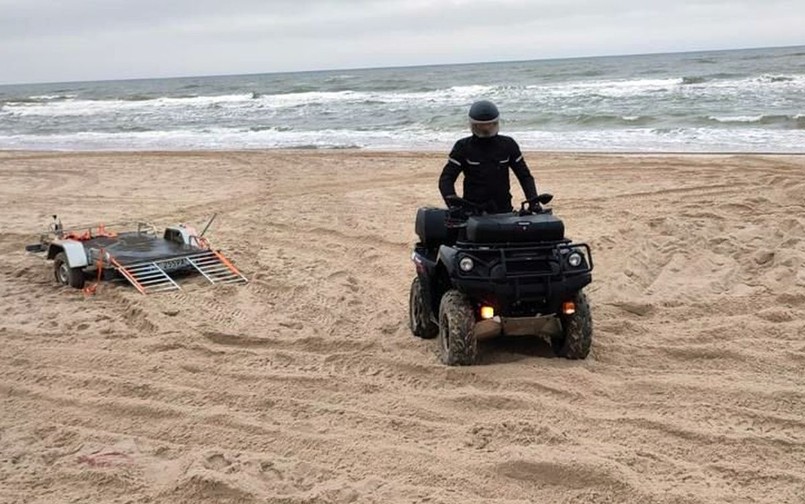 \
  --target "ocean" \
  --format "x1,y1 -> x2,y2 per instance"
1,45 -> 803,152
